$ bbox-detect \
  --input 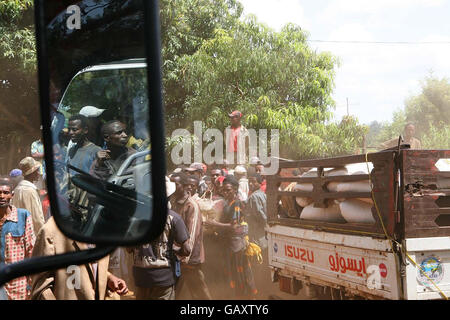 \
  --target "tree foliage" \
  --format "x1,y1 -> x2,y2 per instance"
1,0 -> 370,175
173,17 -> 367,159
370,74 -> 450,150
0,0 -> 39,174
